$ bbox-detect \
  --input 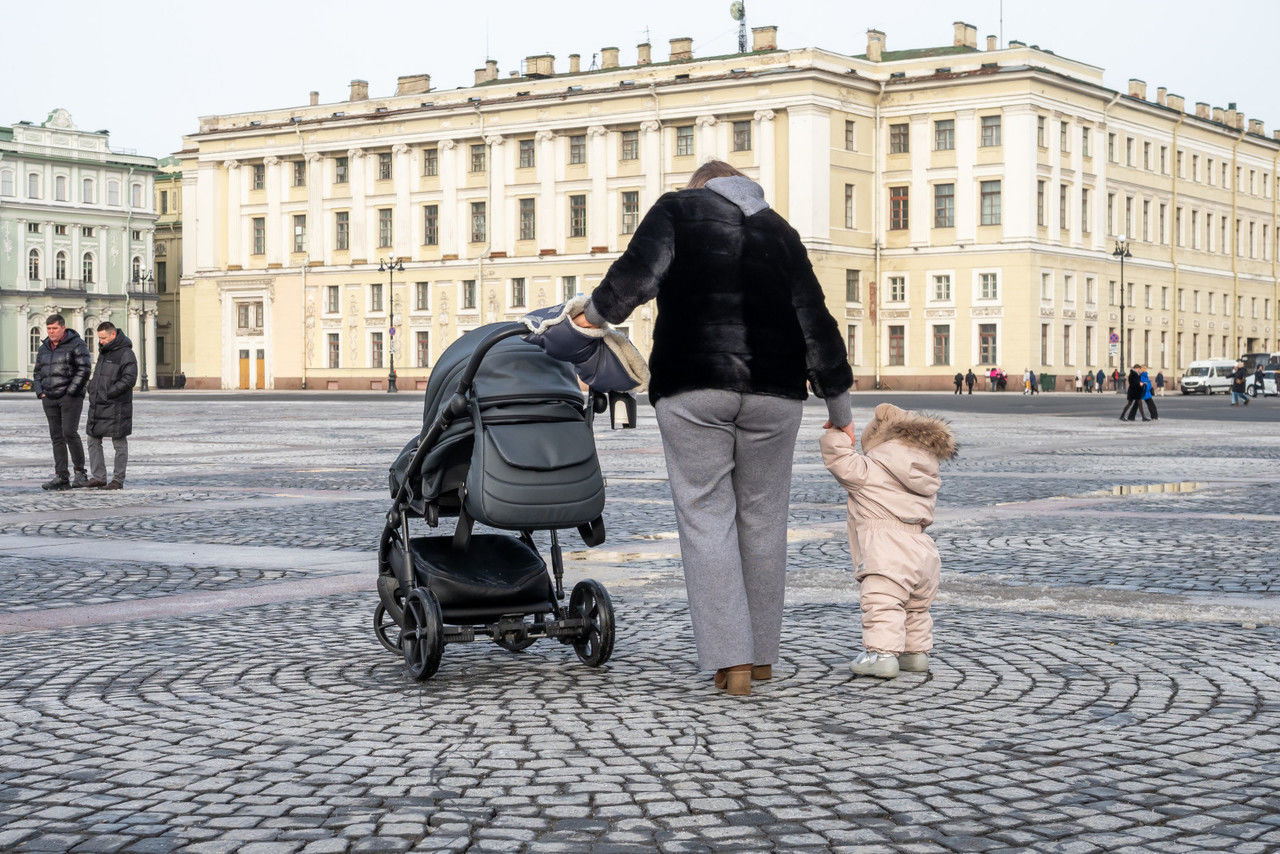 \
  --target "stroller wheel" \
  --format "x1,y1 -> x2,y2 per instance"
373,603 -> 402,655
569,580 -> 615,667
401,588 -> 445,681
